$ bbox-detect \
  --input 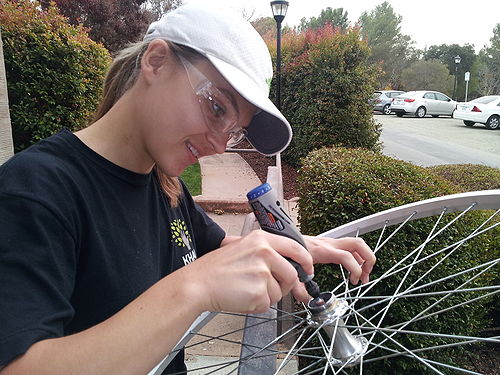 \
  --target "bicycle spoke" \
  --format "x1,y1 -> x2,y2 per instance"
160,192 -> 500,375
346,257 -> 499,319
274,323 -> 310,374
351,310 -> 446,374
359,259 -> 499,358
335,208 -> 498,302
366,342 -> 489,375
